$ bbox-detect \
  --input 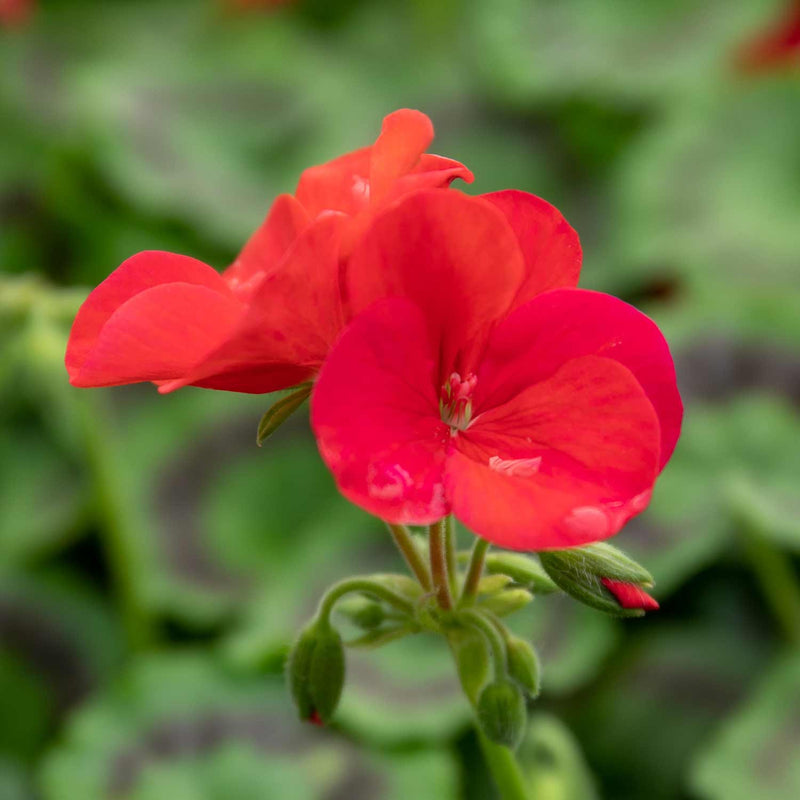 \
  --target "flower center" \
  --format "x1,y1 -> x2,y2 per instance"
440,372 -> 477,430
